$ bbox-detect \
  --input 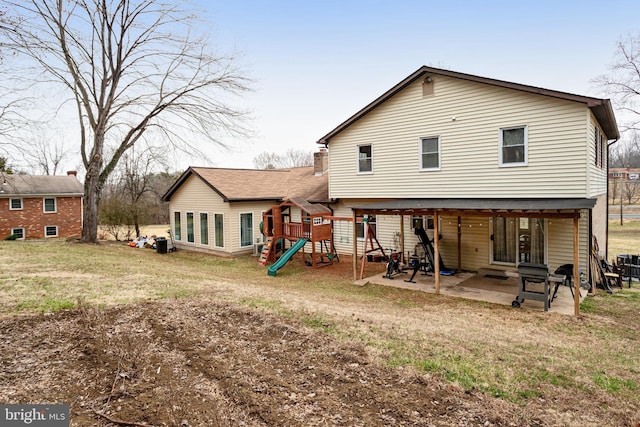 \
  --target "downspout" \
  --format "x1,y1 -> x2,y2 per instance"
606,138 -> 619,261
